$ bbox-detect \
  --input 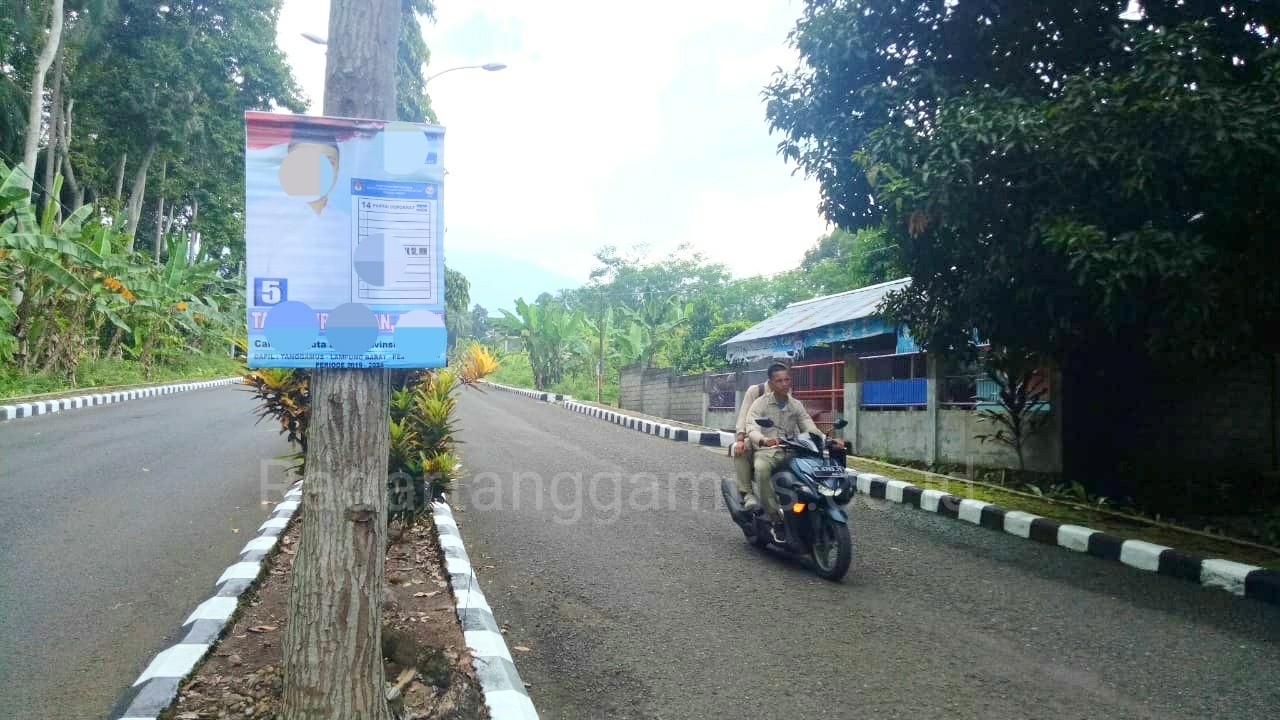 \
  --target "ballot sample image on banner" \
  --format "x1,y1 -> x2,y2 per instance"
243,112 -> 447,369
